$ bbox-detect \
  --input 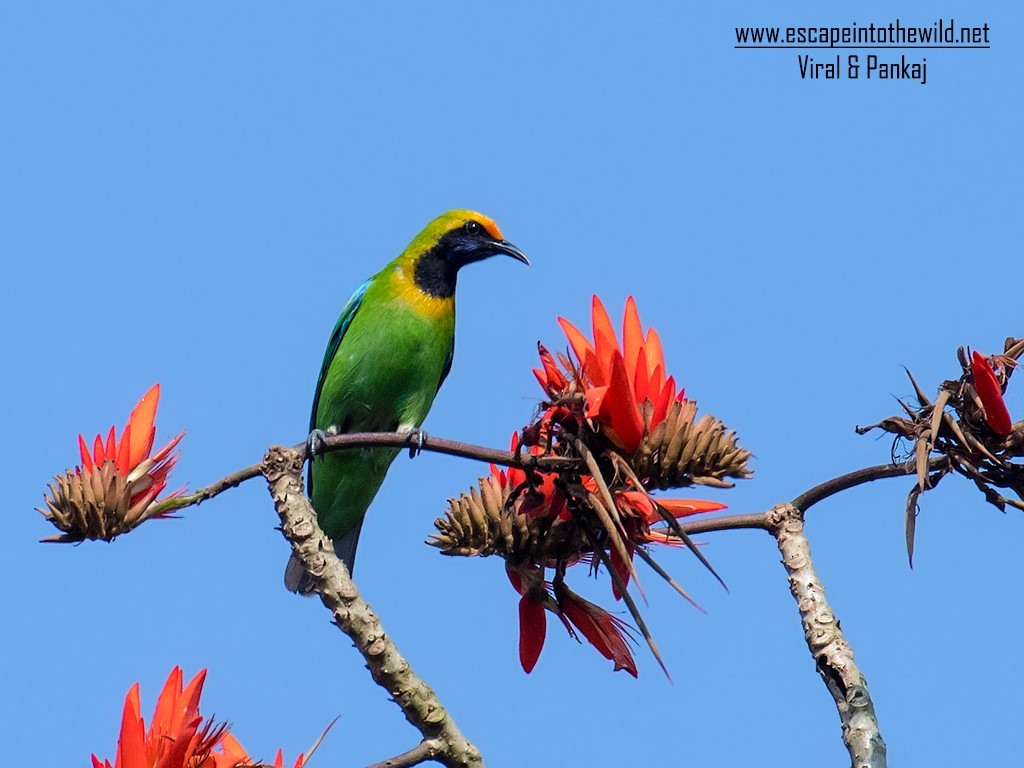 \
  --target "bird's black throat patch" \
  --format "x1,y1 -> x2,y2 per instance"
413,240 -> 459,298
